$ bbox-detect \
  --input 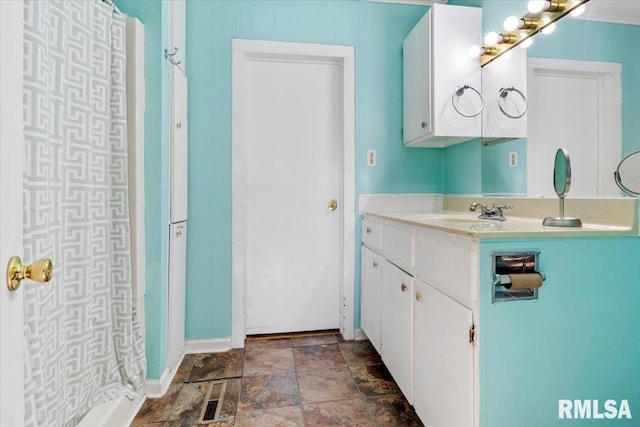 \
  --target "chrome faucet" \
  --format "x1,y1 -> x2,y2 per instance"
469,202 -> 513,221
